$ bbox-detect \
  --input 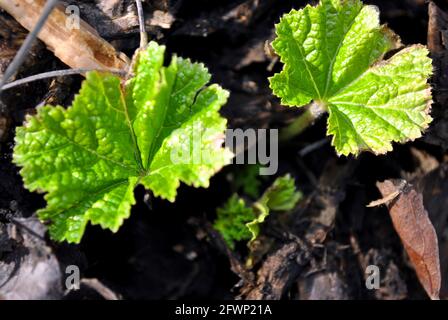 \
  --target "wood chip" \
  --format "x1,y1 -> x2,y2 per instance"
0,0 -> 129,71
